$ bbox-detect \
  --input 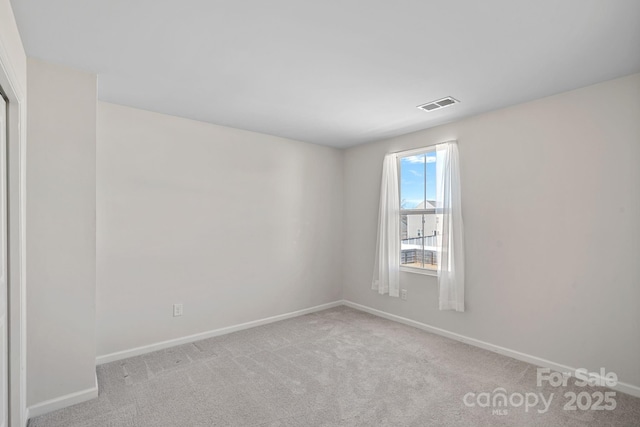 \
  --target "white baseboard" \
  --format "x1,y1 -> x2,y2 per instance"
96,300 -> 344,365
342,300 -> 640,398
26,372 -> 99,420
